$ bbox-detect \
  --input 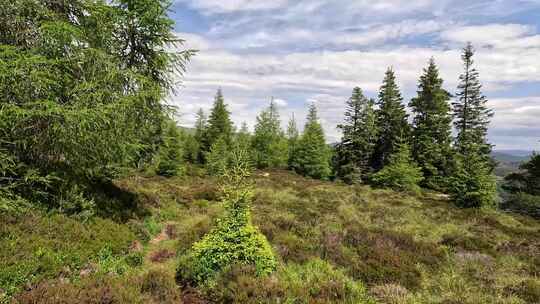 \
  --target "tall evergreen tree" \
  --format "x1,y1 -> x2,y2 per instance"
372,68 -> 411,170
252,99 -> 288,168
287,114 -> 300,169
204,89 -> 233,152
193,108 -> 207,163
449,44 -> 497,208
335,87 -> 378,183
156,120 -> 184,177
294,104 -> 331,179
453,43 -> 494,158
409,58 -> 453,189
